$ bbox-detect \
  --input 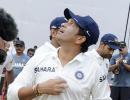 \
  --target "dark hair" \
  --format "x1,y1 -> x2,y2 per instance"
50,28 -> 59,40
0,49 -> 7,64
0,8 -> 18,41
27,48 -> 35,53
33,45 -> 38,49
16,37 -> 19,41
77,28 -> 89,53
49,35 -> 52,40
